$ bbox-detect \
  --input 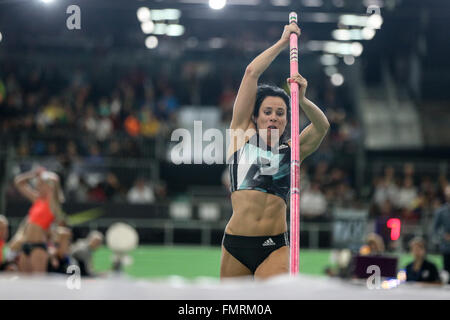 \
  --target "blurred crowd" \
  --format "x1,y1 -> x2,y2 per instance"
0,61 -> 447,220
1,59 -> 363,203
